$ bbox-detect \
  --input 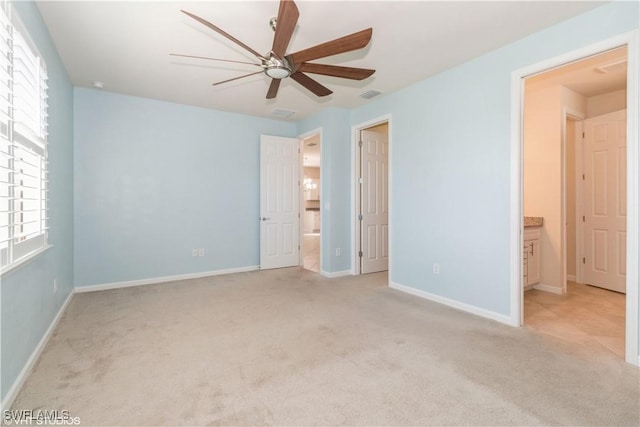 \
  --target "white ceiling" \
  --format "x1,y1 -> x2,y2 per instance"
36,1 -> 606,120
